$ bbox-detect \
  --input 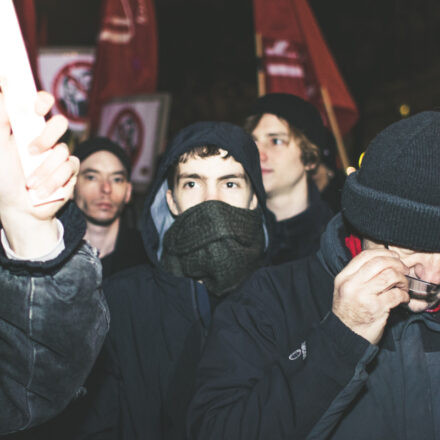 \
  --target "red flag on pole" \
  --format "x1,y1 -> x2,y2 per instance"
88,0 -> 158,132
253,0 -> 358,135
13,0 -> 40,88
